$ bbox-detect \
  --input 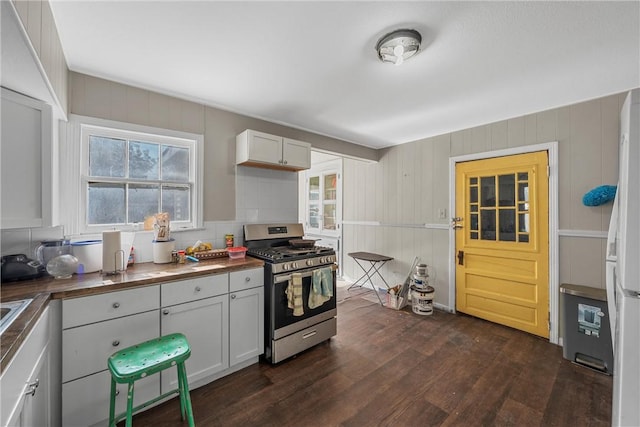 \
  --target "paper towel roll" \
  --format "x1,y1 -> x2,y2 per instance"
102,230 -> 122,273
